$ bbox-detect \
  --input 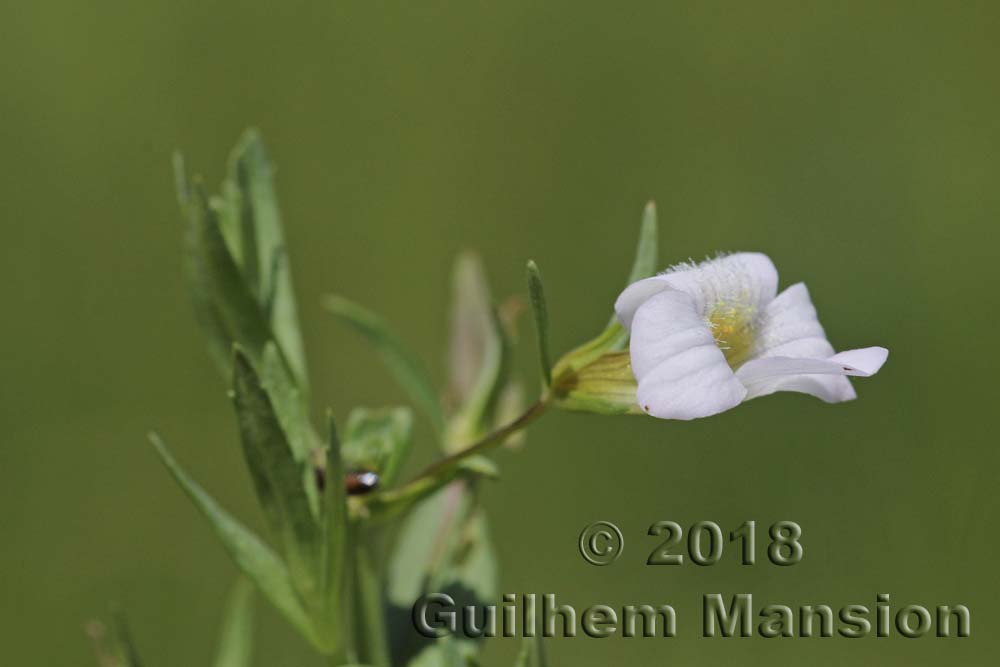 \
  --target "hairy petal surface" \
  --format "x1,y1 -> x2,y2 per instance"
615,252 -> 778,330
